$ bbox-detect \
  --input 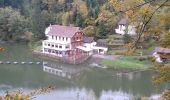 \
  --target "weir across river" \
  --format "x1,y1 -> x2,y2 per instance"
0,61 -> 41,65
